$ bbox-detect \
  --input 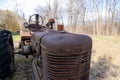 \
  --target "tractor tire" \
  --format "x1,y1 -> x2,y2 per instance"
0,30 -> 14,80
